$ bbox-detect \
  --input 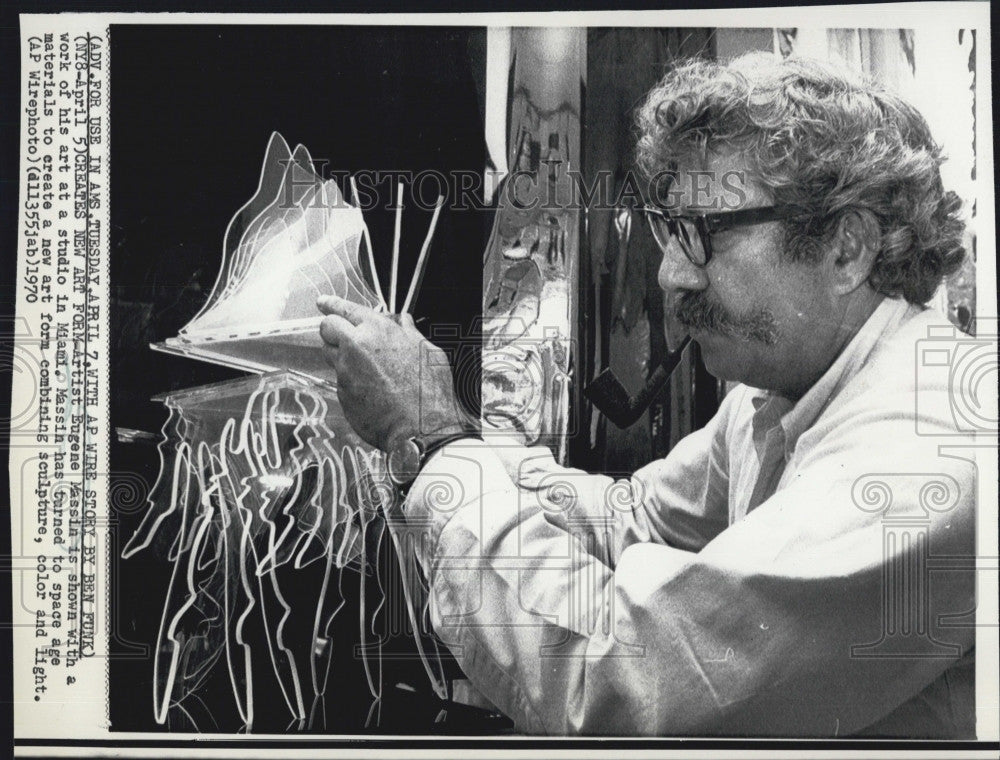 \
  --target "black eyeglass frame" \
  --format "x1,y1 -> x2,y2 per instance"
642,204 -> 806,267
